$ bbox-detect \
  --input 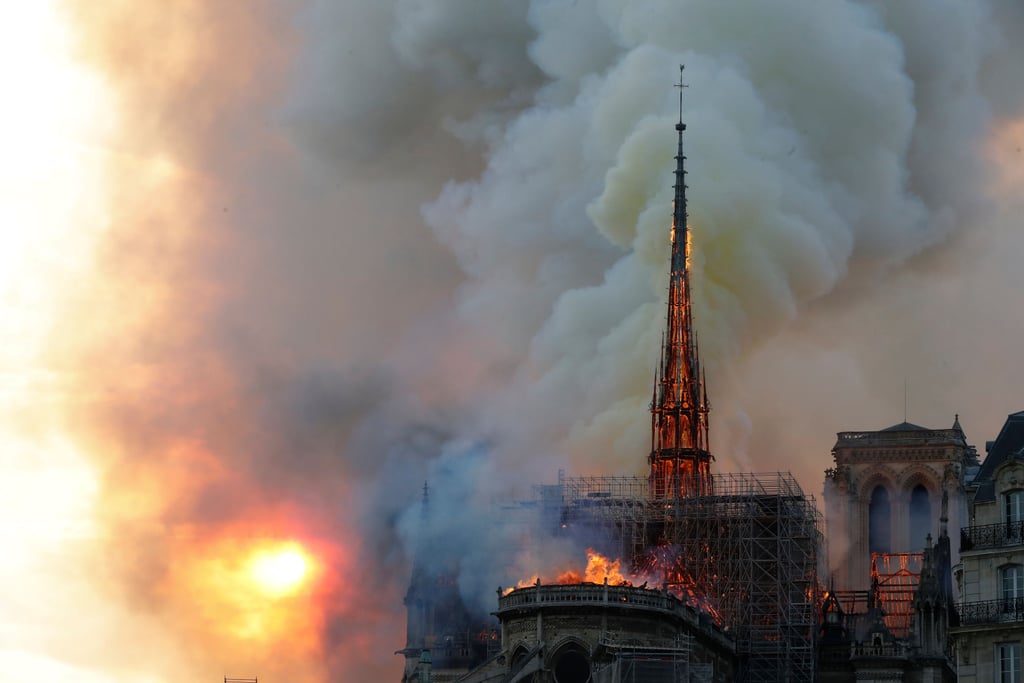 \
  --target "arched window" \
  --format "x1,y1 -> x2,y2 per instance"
908,484 -> 931,551
868,485 -> 891,554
